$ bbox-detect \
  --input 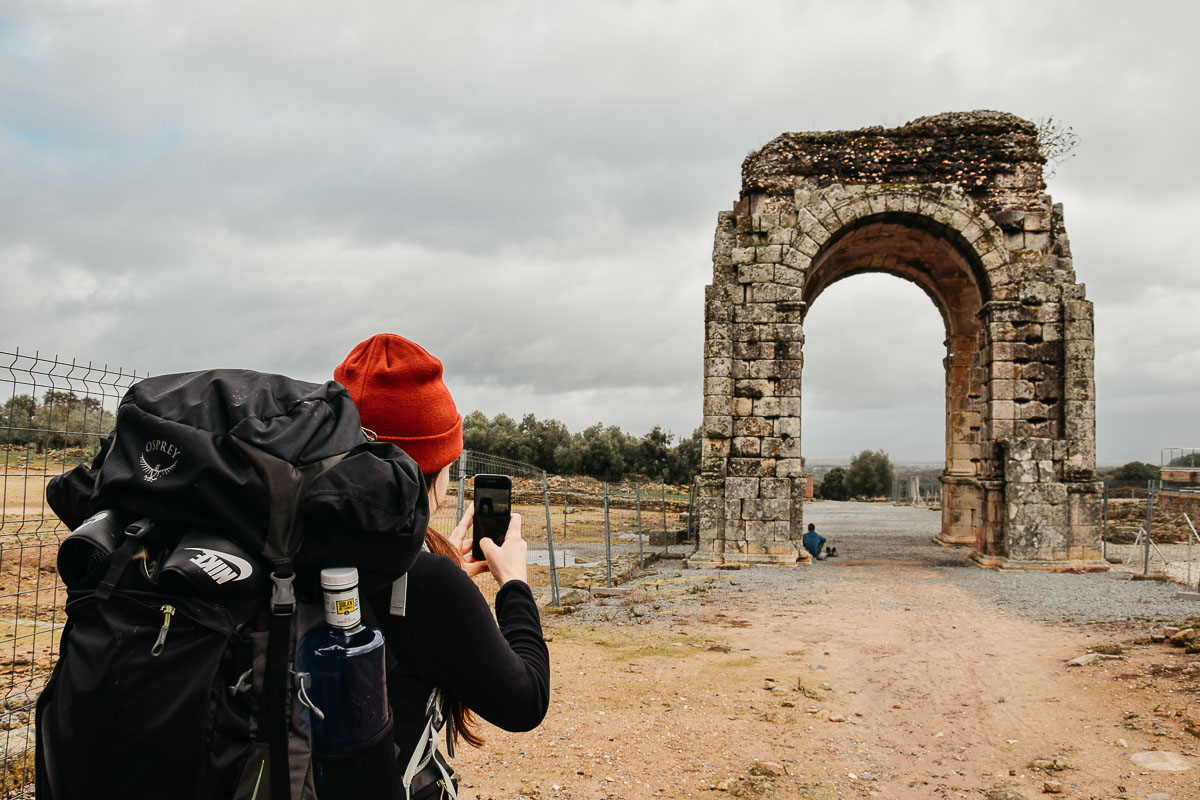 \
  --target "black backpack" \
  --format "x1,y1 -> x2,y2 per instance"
36,369 -> 429,800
